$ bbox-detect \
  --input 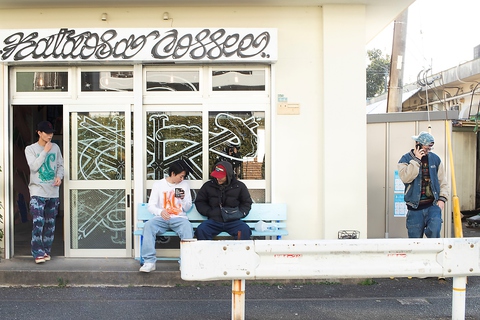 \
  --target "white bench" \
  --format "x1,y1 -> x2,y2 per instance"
134,202 -> 287,262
